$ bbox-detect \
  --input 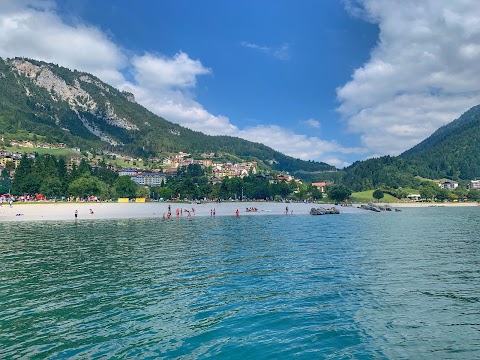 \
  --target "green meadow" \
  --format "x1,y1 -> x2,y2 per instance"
351,190 -> 399,203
